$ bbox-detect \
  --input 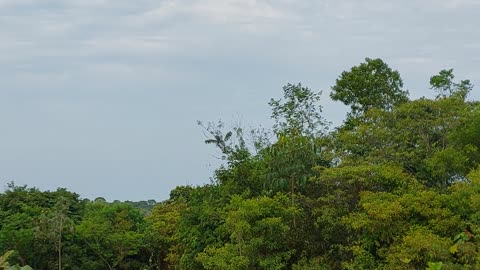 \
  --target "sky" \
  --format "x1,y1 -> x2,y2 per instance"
1,0 -> 479,201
